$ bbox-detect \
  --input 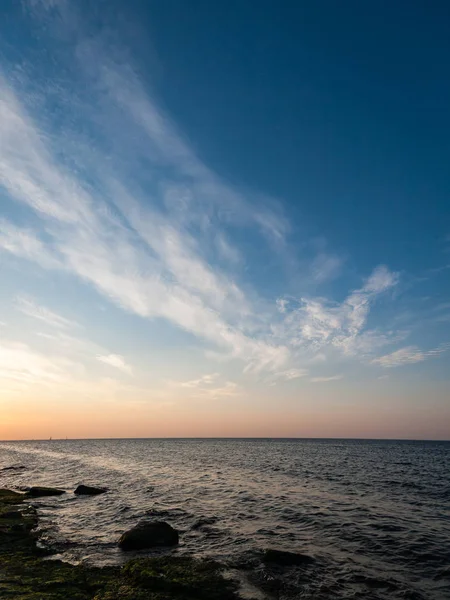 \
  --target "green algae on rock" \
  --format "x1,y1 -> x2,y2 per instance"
0,488 -> 241,600
94,557 -> 239,600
